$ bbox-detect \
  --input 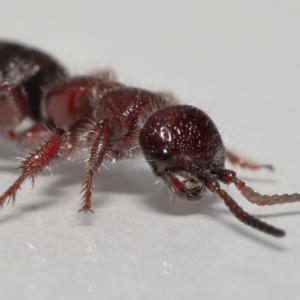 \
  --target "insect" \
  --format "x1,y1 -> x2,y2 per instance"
0,41 -> 299,238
